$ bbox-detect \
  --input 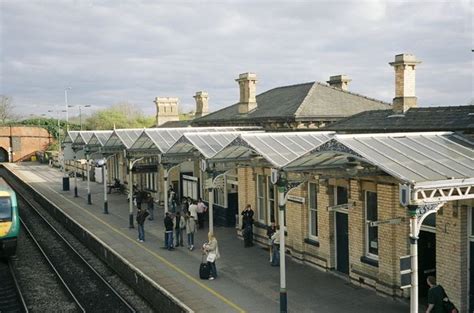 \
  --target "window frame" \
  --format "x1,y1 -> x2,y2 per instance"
267,176 -> 276,224
256,174 -> 266,223
365,190 -> 379,259
308,182 -> 318,240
